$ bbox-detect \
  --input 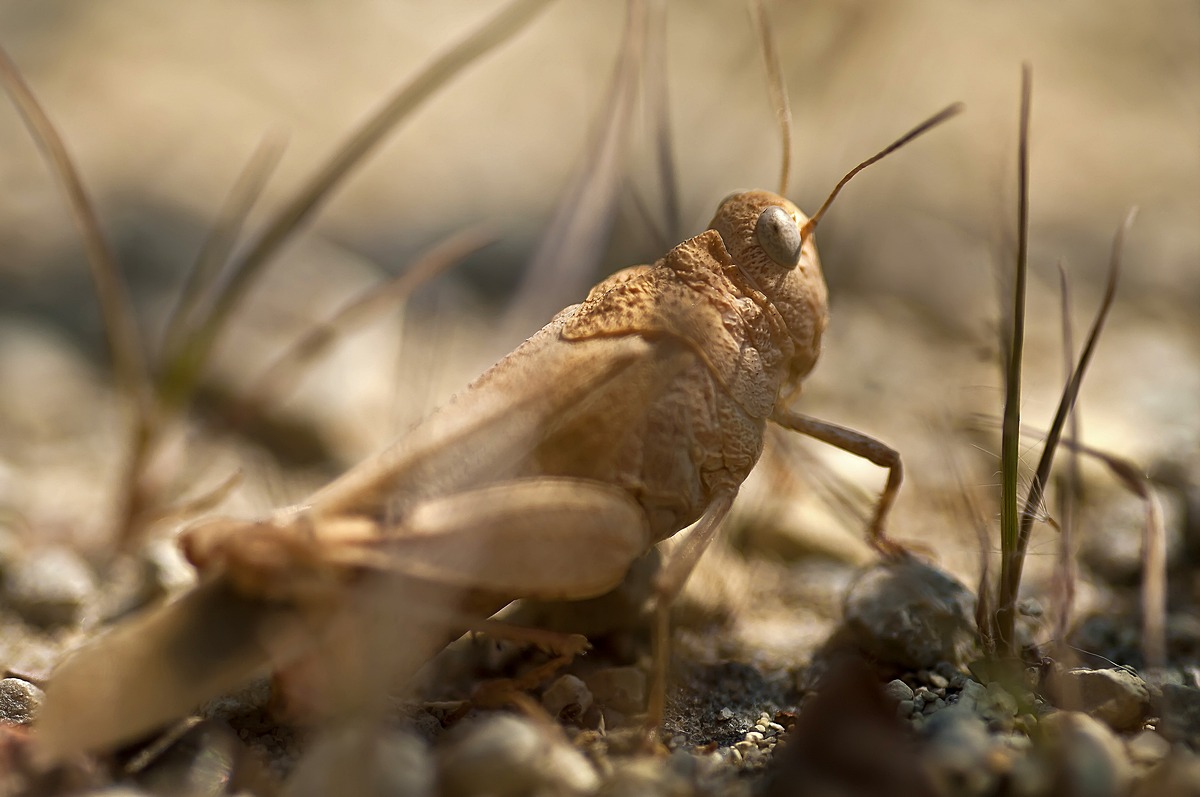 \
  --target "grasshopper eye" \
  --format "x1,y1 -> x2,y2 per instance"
755,206 -> 802,268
